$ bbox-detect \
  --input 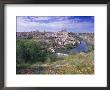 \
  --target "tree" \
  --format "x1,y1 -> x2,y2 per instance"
16,39 -> 56,64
